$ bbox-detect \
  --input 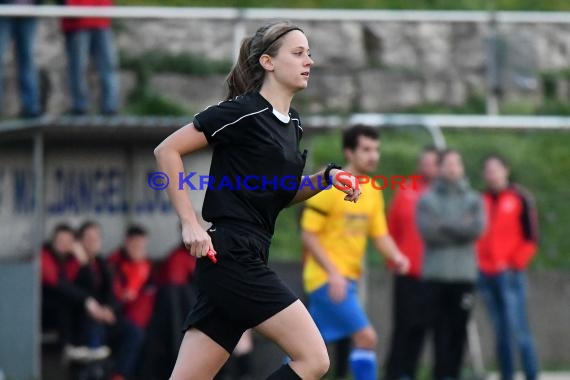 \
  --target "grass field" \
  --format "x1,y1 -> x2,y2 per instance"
270,127 -> 570,270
